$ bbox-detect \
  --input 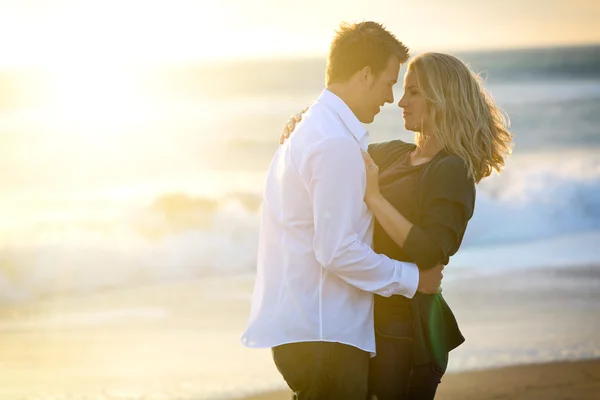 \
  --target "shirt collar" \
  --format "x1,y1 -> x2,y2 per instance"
316,89 -> 369,149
